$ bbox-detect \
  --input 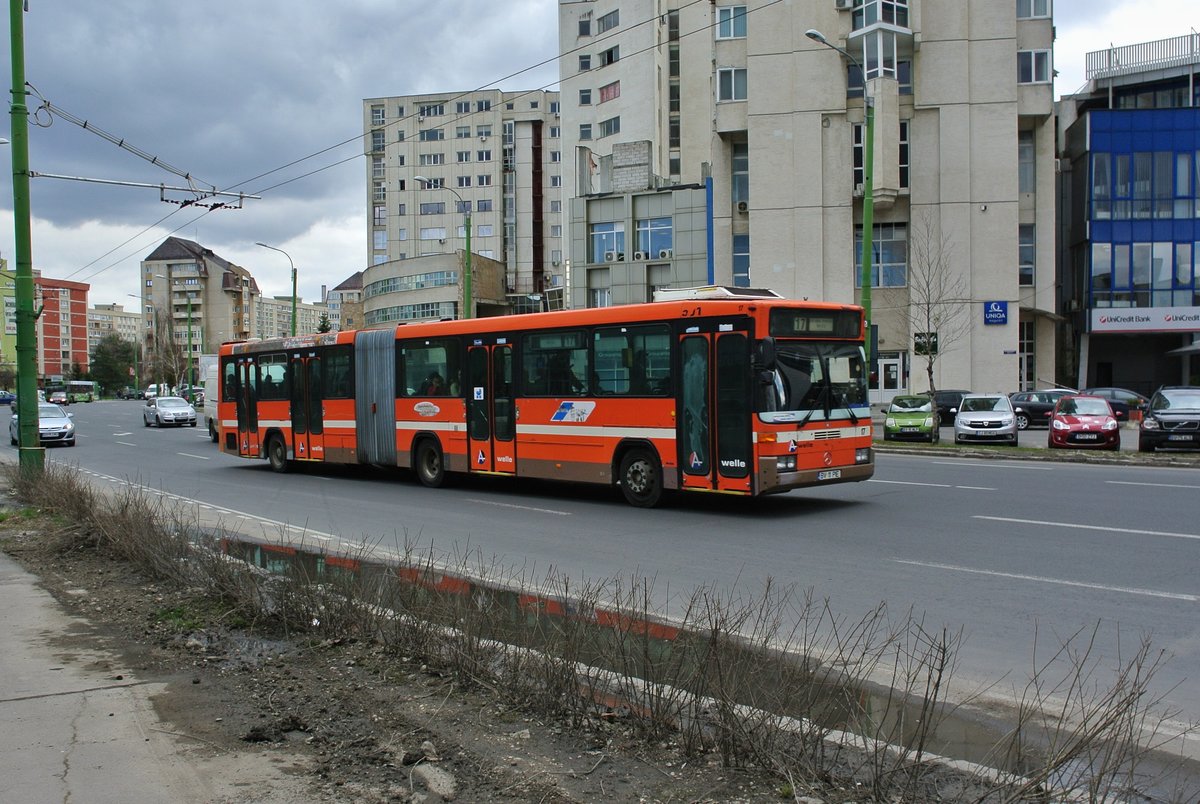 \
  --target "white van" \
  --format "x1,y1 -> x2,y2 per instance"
203,364 -> 220,443
142,384 -> 159,400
